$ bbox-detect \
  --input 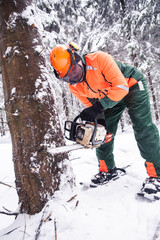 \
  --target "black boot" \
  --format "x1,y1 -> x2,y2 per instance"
141,177 -> 160,194
137,177 -> 160,201
91,168 -> 119,186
